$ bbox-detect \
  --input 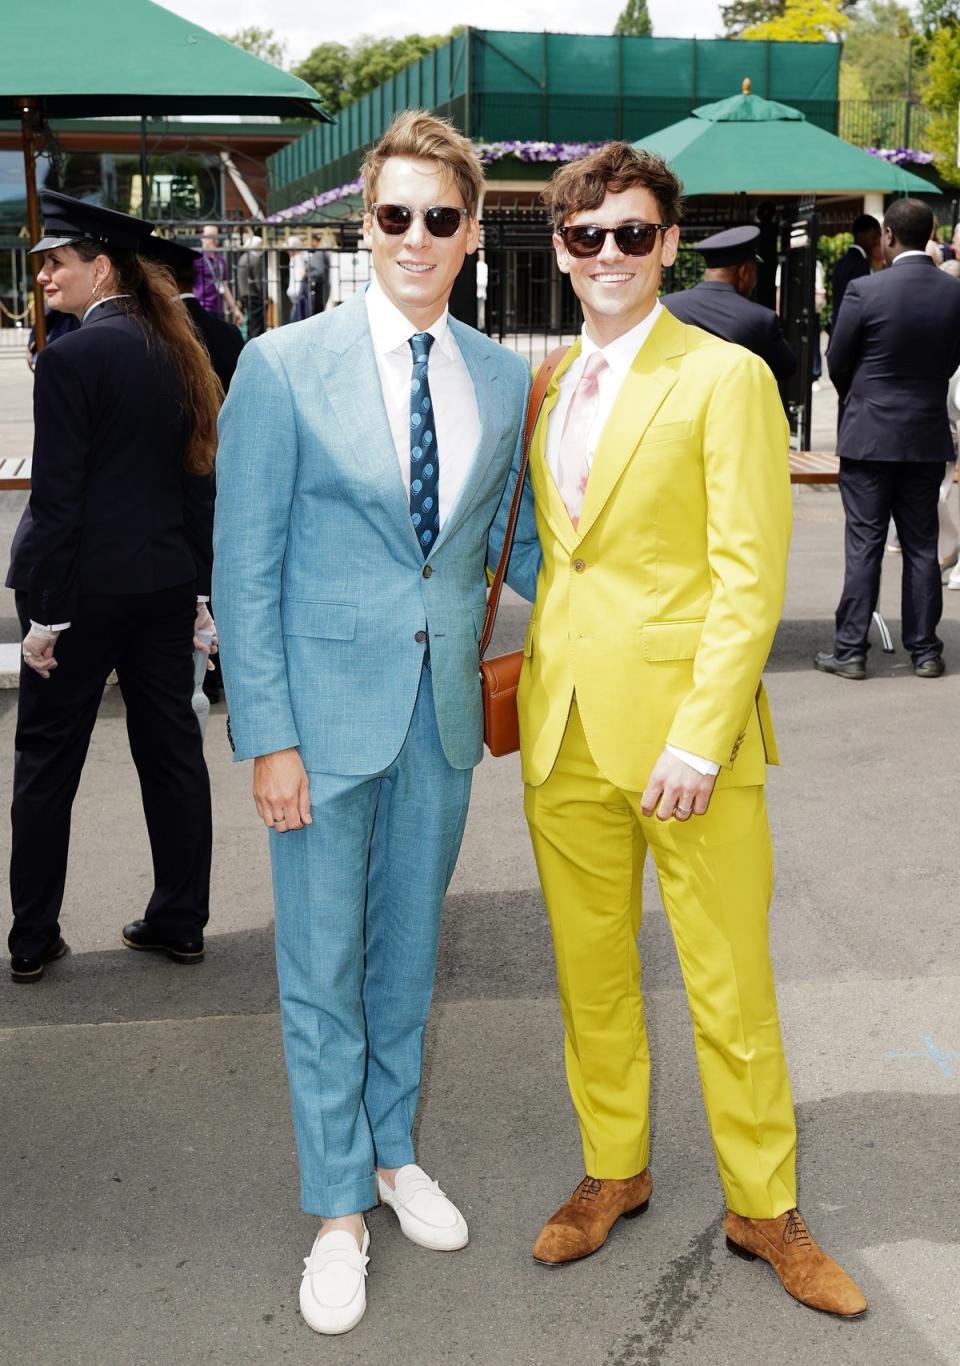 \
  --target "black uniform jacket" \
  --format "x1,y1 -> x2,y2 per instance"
830,246 -> 870,327
6,299 -> 214,624
663,281 -> 796,382
183,295 -> 244,393
826,254 -> 960,463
